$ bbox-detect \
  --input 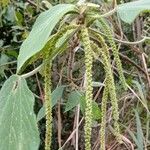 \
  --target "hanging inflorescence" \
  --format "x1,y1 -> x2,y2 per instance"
89,25 -> 124,148
80,27 -> 93,150
44,24 -> 78,150
98,18 -> 127,90
43,11 -> 125,150
78,15 -> 126,148
44,57 -> 52,150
